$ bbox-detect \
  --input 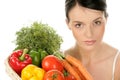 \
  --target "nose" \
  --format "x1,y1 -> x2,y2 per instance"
85,25 -> 93,38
